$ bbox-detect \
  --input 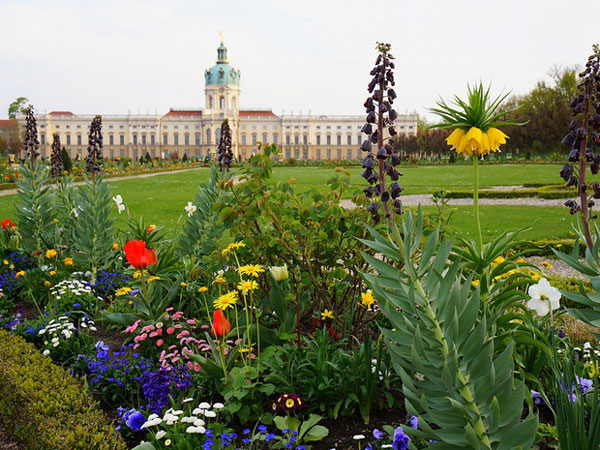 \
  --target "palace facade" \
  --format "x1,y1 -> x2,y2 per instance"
19,41 -> 418,161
